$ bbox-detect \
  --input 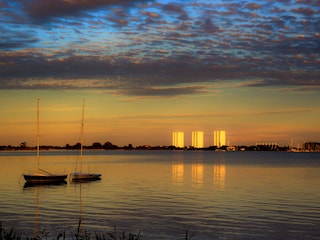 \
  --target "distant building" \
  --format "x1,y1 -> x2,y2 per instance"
192,131 -> 204,148
214,130 -> 226,147
304,142 -> 320,151
256,143 -> 279,151
172,132 -> 184,148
